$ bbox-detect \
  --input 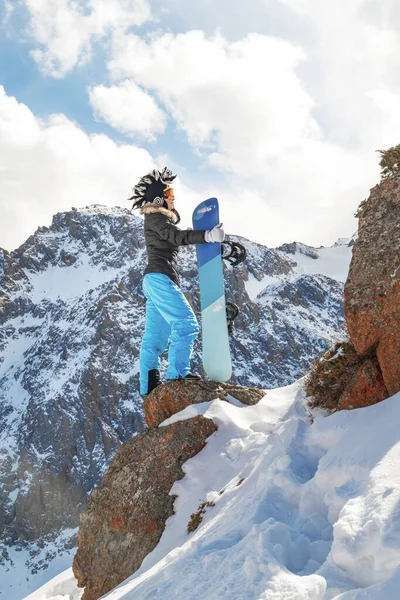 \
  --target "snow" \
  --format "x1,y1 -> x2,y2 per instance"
244,241 -> 352,301
0,315 -> 44,379
289,245 -> 352,283
1,531 -> 78,600
28,255 -> 122,304
245,273 -> 282,301
24,567 -> 83,600
77,205 -> 132,217
25,381 -> 400,600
